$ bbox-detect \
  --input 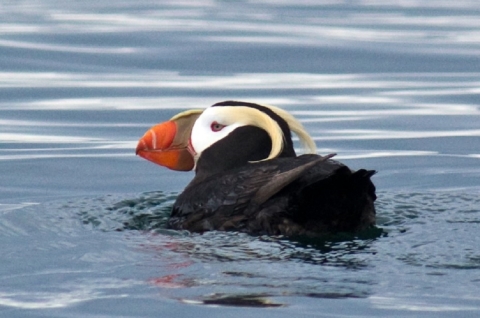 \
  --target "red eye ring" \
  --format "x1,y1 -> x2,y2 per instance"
210,121 -> 225,132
